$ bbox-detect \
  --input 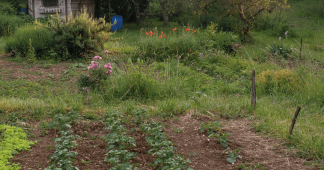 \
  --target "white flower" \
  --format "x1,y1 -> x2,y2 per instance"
279,37 -> 282,41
